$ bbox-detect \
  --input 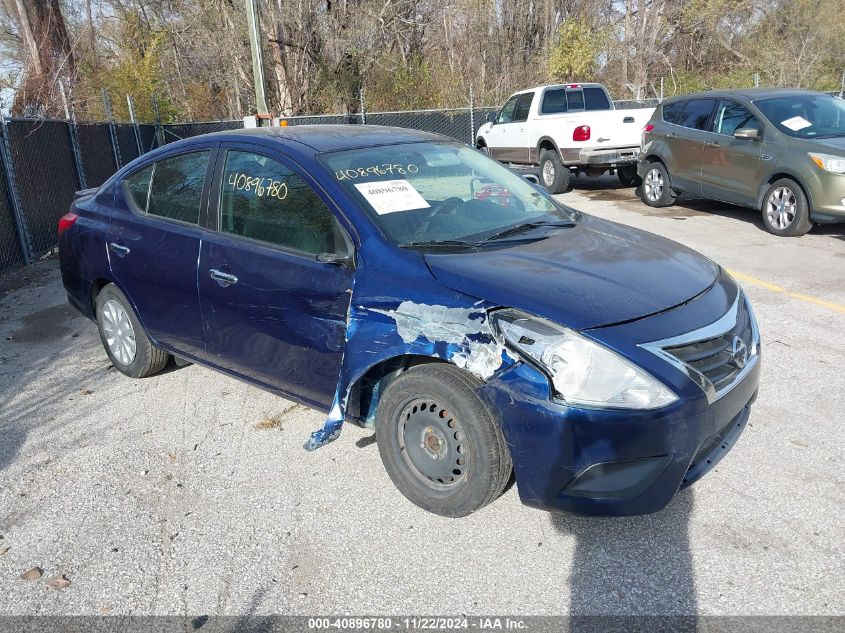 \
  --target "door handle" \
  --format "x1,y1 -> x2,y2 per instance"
108,242 -> 130,257
705,141 -> 721,148
209,269 -> 238,287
